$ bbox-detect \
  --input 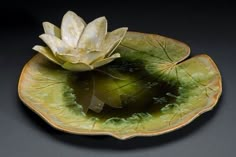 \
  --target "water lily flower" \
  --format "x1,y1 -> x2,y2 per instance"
33,11 -> 128,71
